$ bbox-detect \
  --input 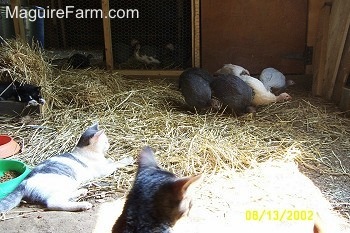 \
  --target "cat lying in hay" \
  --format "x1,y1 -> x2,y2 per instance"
0,123 -> 118,213
0,81 -> 45,106
112,146 -> 201,233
